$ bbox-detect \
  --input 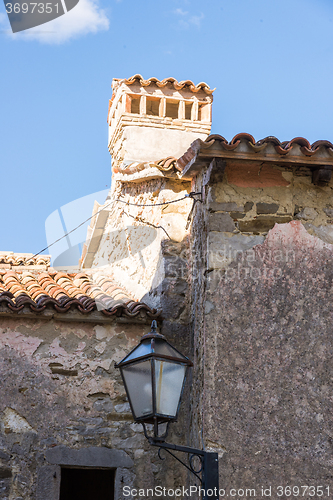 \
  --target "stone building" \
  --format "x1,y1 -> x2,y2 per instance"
2,74 -> 333,498
0,252 -> 172,499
